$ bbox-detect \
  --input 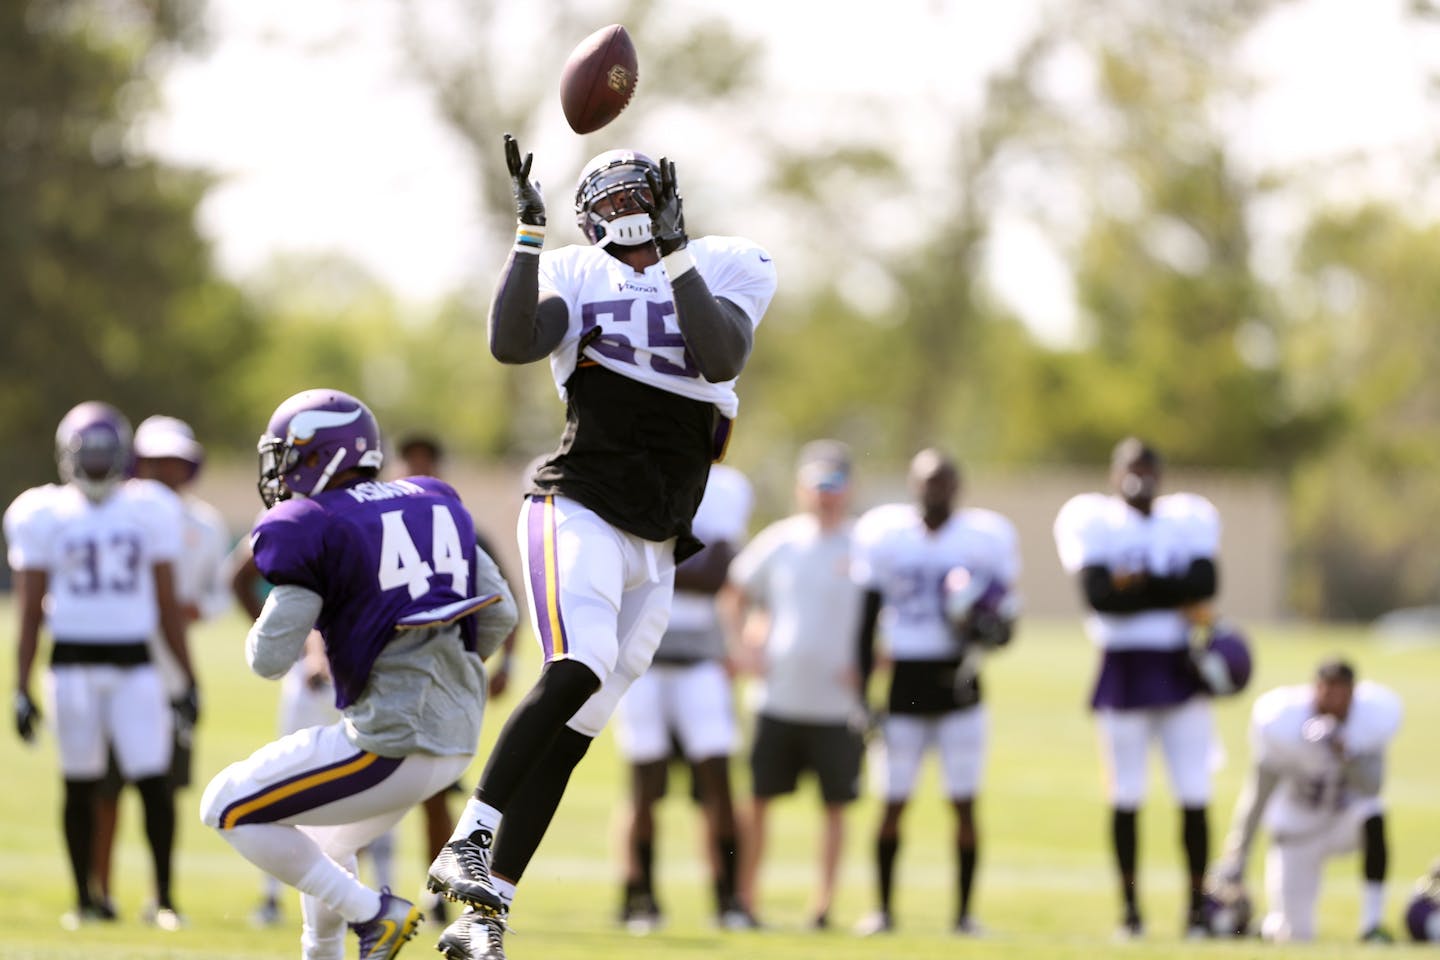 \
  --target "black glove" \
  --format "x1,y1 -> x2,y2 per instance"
174,685 -> 201,728
14,690 -> 40,742
966,610 -> 1012,650
503,133 -> 545,227
638,157 -> 687,256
